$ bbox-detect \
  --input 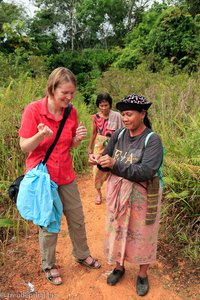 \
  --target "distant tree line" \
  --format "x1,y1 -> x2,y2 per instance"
0,0 -> 199,88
